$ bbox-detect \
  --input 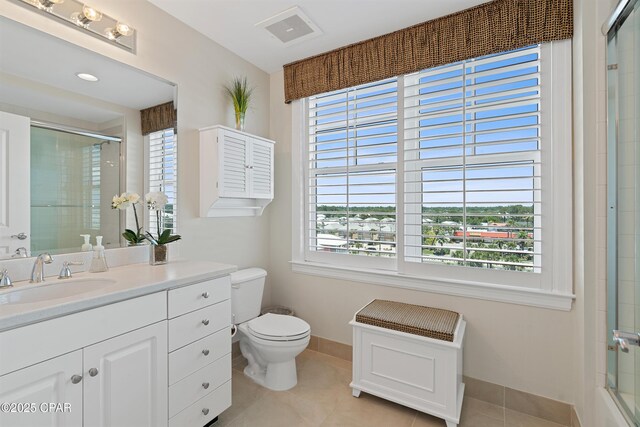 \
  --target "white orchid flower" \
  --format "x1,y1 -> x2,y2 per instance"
146,191 -> 169,210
